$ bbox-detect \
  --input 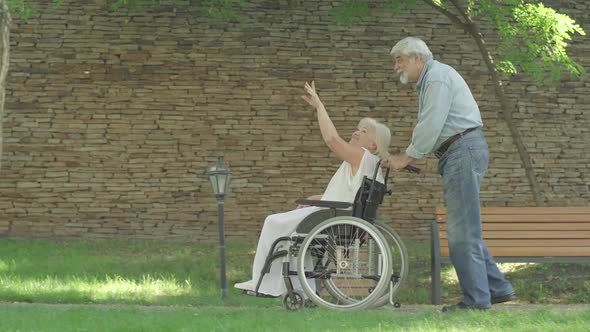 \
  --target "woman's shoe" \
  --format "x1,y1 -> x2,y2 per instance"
234,280 -> 255,291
